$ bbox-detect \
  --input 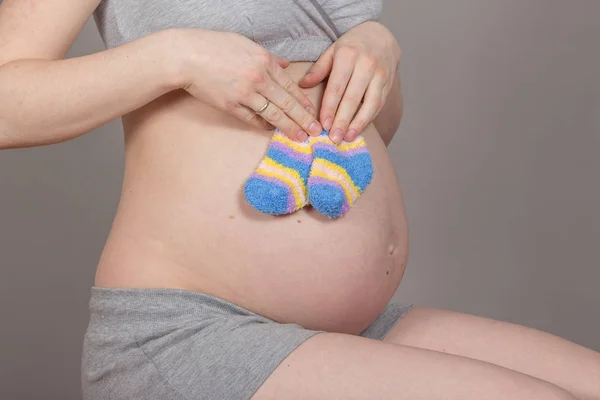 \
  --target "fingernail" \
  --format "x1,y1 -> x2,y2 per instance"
331,129 -> 344,144
346,129 -> 357,141
296,131 -> 308,142
308,121 -> 322,136
323,117 -> 333,131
